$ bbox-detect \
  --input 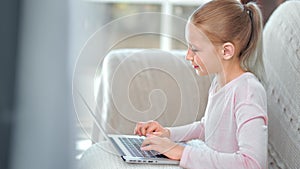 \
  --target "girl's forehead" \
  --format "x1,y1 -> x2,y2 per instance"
185,22 -> 211,46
